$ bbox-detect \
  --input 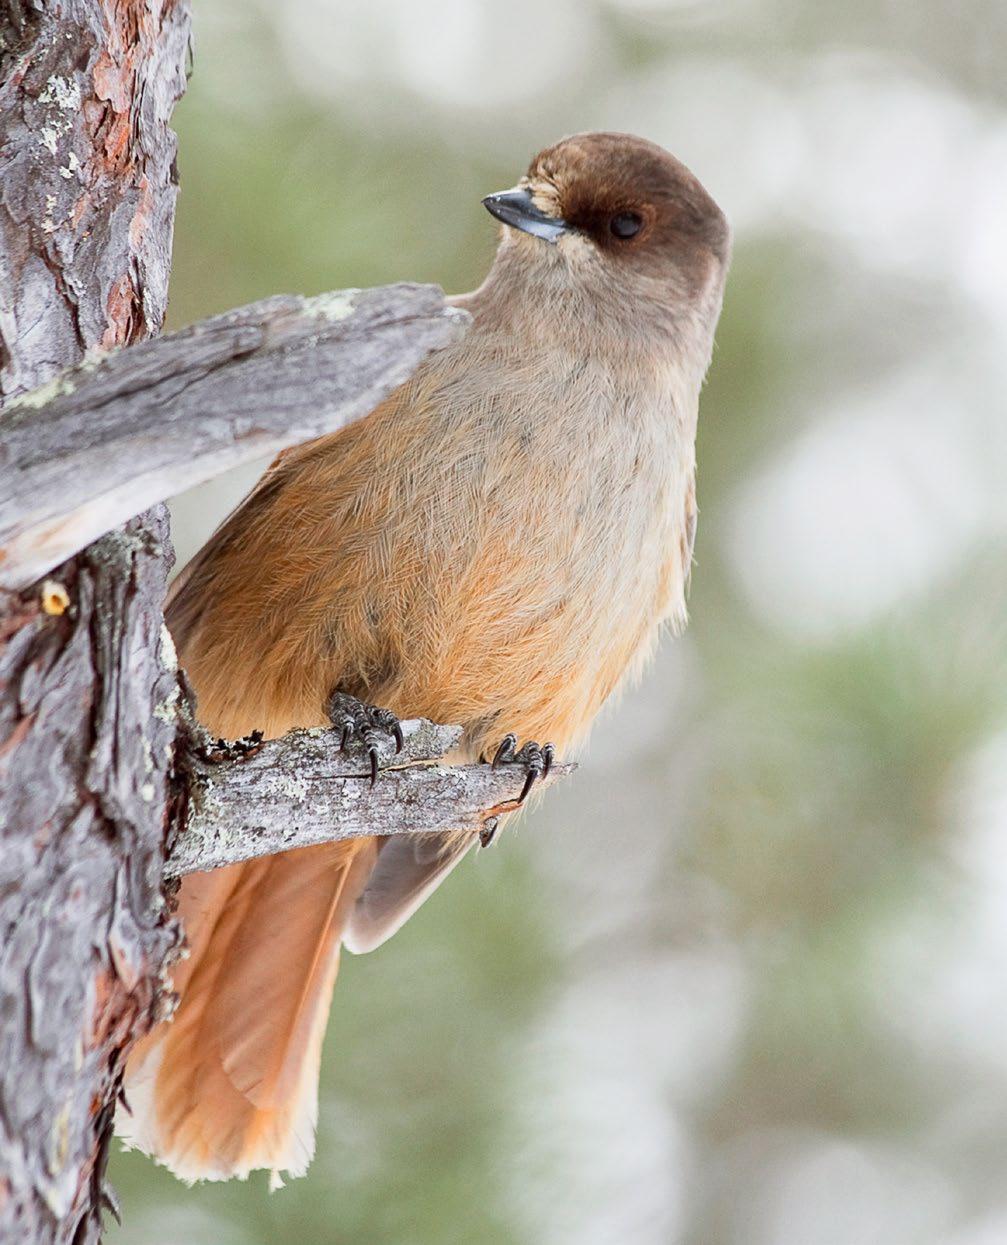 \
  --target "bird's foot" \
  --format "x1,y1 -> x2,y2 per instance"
488,733 -> 555,806
327,691 -> 404,786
